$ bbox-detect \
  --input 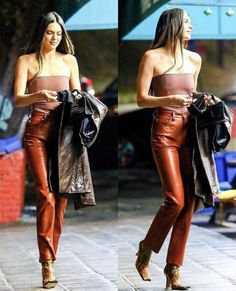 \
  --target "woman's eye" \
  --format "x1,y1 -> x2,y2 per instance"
46,31 -> 62,36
